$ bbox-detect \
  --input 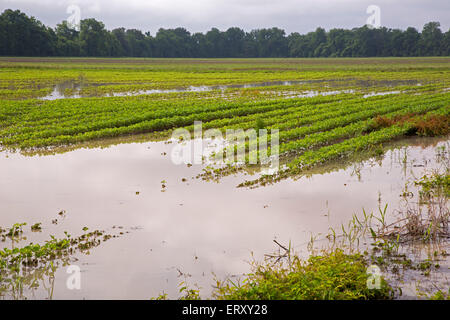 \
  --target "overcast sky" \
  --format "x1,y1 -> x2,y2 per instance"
1,0 -> 448,34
